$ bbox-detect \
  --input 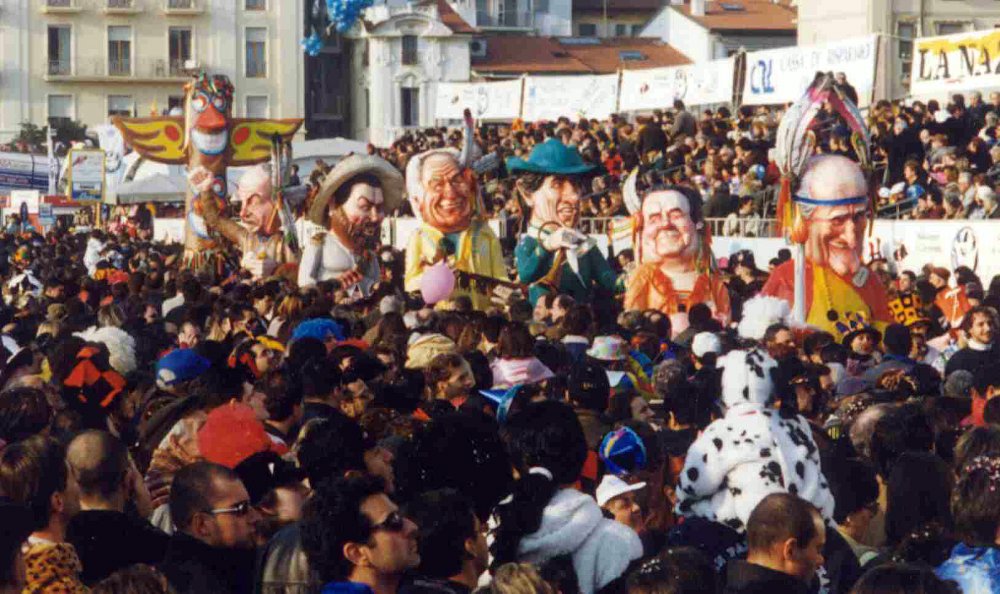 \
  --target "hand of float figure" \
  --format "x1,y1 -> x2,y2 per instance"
338,268 -> 364,289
